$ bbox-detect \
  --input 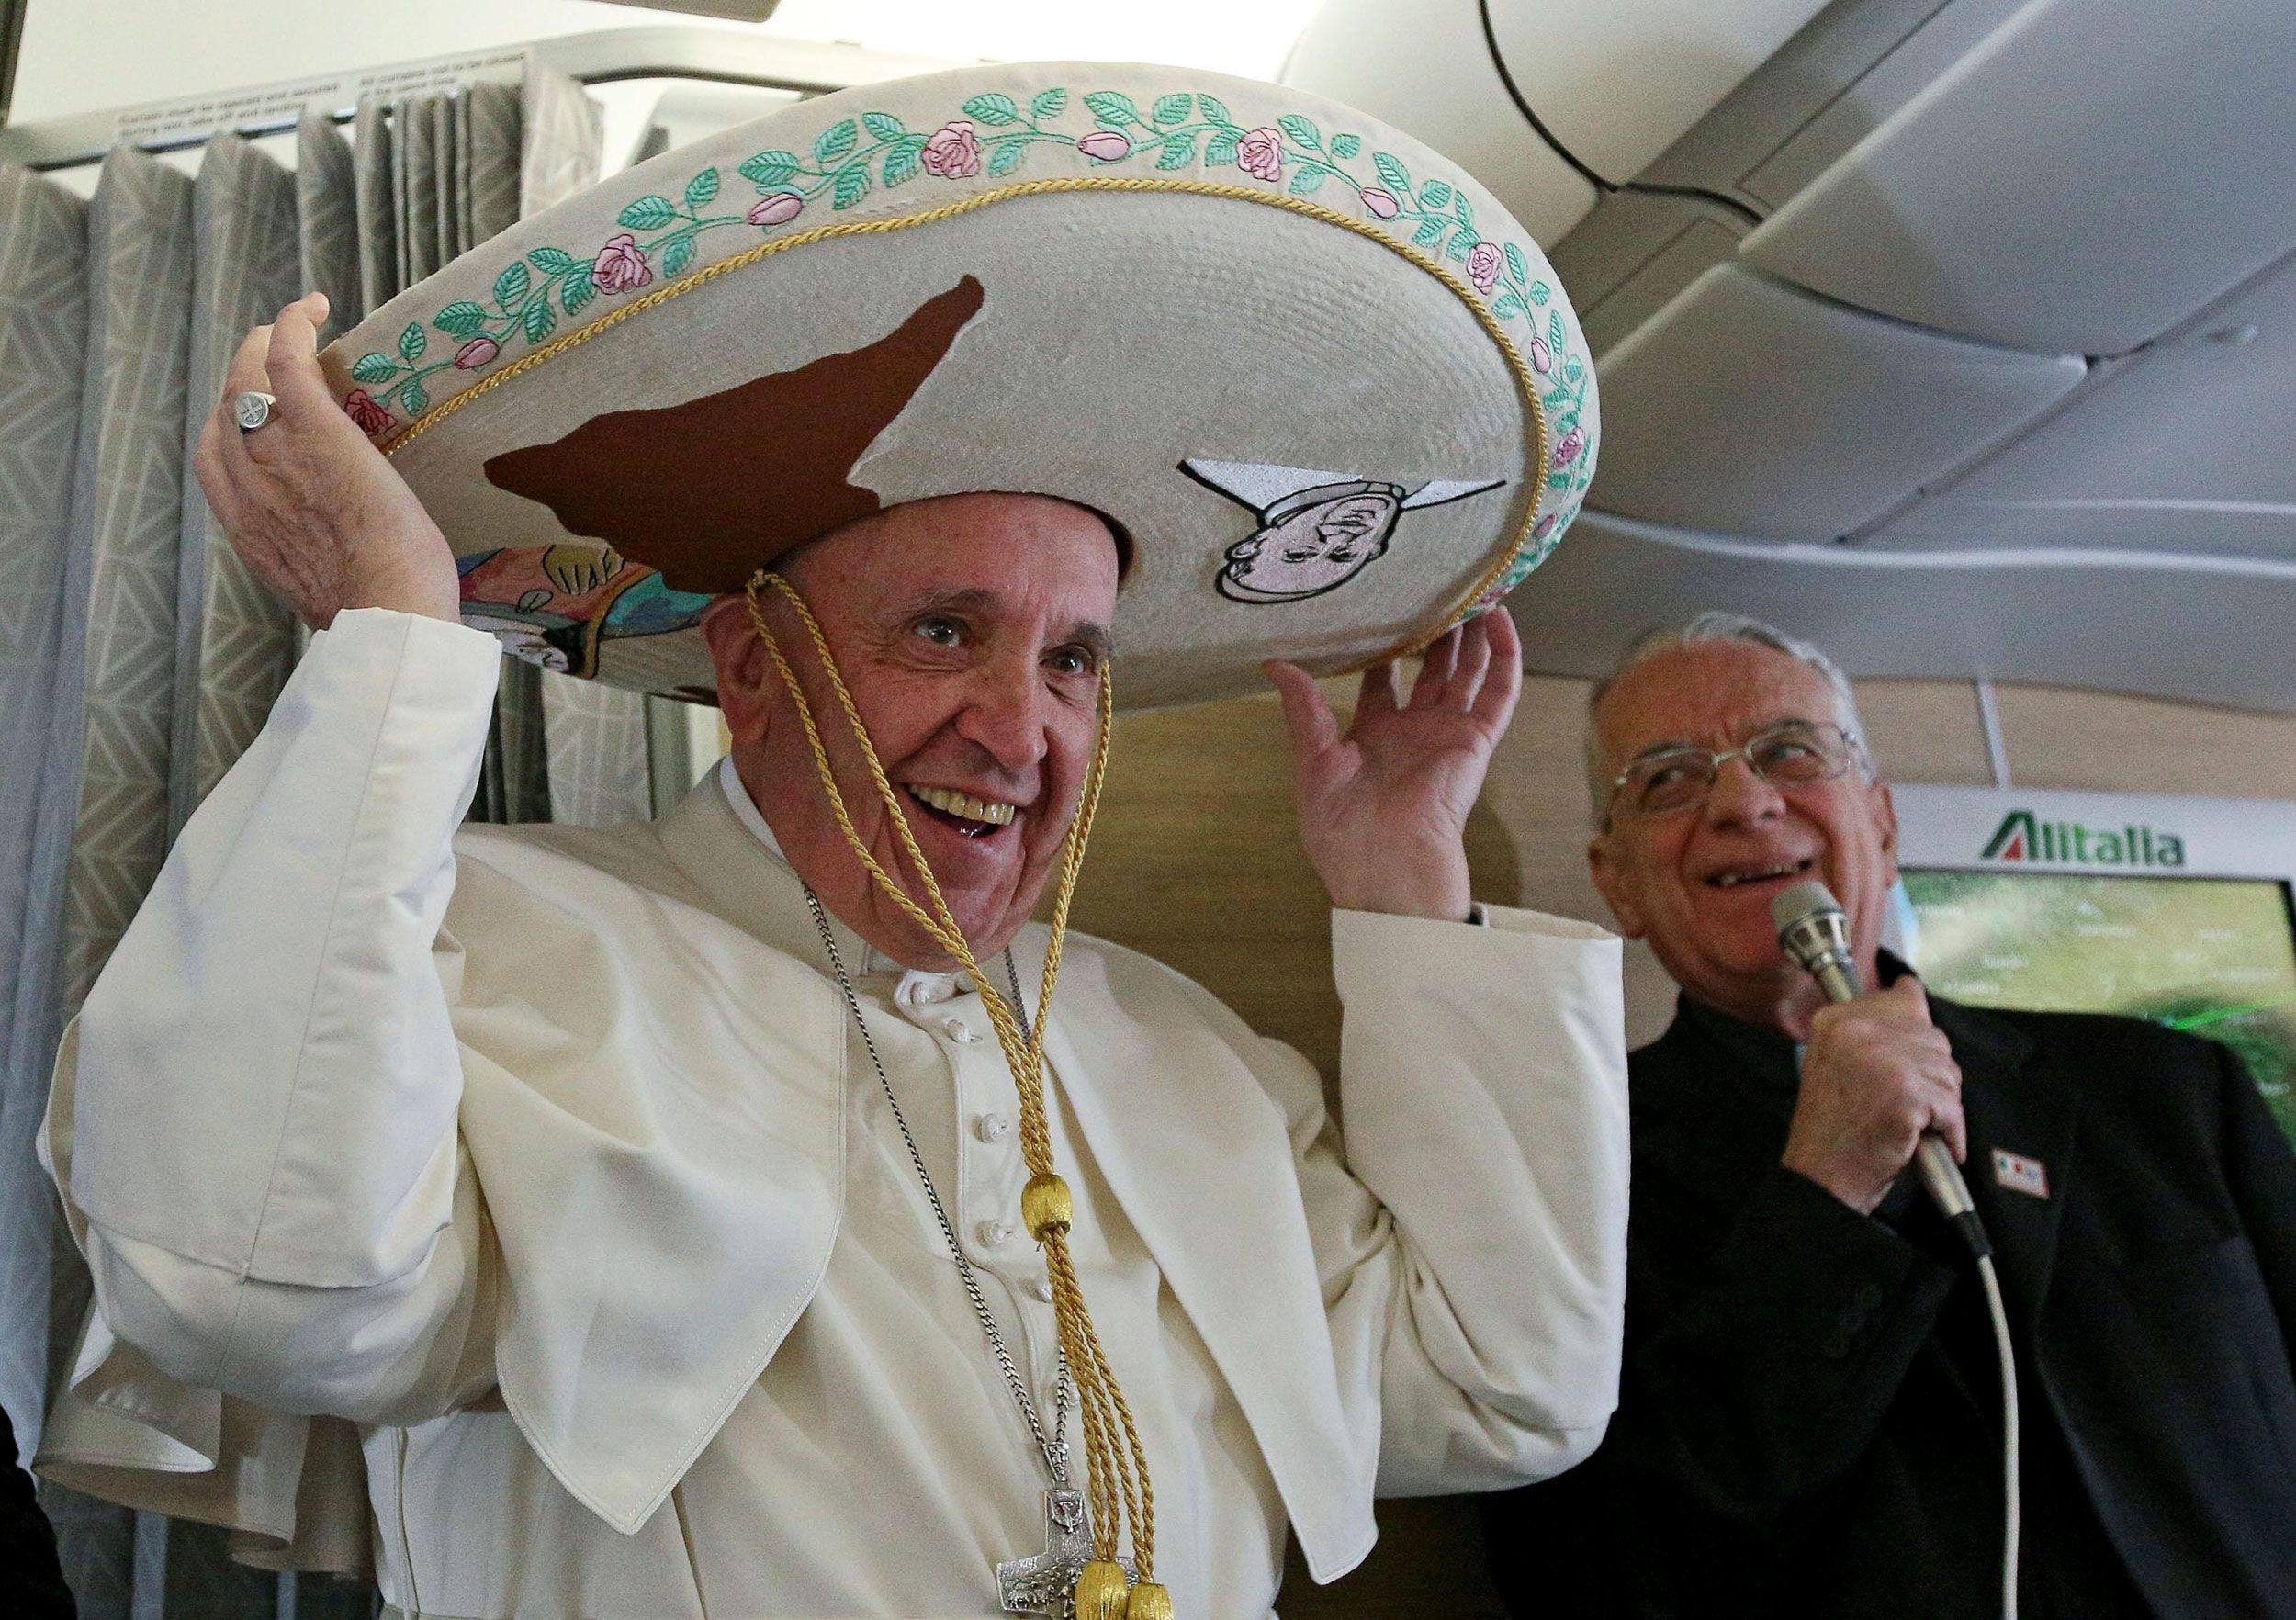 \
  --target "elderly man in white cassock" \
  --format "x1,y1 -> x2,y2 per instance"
35,63 -> 1623,1620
